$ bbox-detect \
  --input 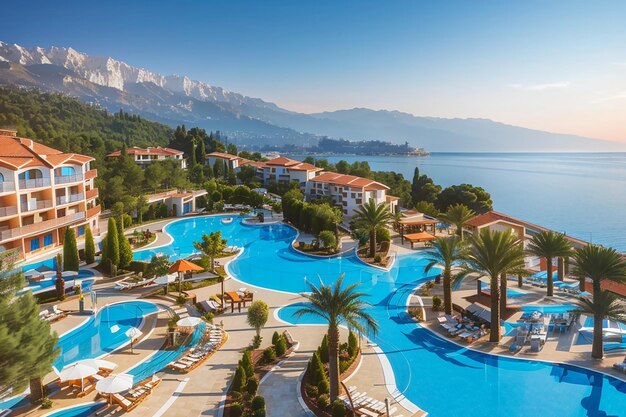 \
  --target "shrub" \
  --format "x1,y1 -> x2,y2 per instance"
247,376 -> 259,395
304,383 -> 318,398
41,397 -> 53,409
318,230 -> 337,250
272,331 -> 281,346
232,364 -> 247,392
374,254 -> 382,263
253,409 -> 266,417
127,260 -> 150,276
251,395 -> 266,411
241,350 -> 255,378
274,335 -> 287,357
317,394 -> 330,410
247,300 -> 269,337
331,399 -> 346,417
319,334 -> 329,363
262,347 -> 276,364
63,228 -> 79,272
348,331 -> 359,358
379,240 -> 390,254
122,213 -> 133,228
175,294 -> 187,306
204,312 -> 214,324
318,376 -> 330,395
376,227 -> 391,242
251,334 -> 262,349
408,307 -> 424,321
432,295 -> 443,311
231,391 -> 242,401
230,402 -> 244,417
309,351 -> 325,385
84,225 -> 95,264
